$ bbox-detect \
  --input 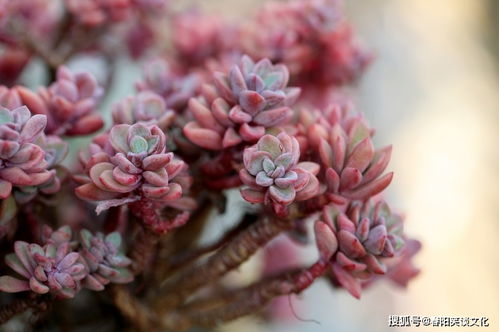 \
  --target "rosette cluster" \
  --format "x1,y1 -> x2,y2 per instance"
0,106 -> 53,199
184,55 -> 300,150
0,227 -> 86,299
79,230 -> 133,291
239,132 -> 320,215
242,0 -> 370,87
75,123 -> 188,212
18,66 -> 104,136
316,201 -> 406,298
